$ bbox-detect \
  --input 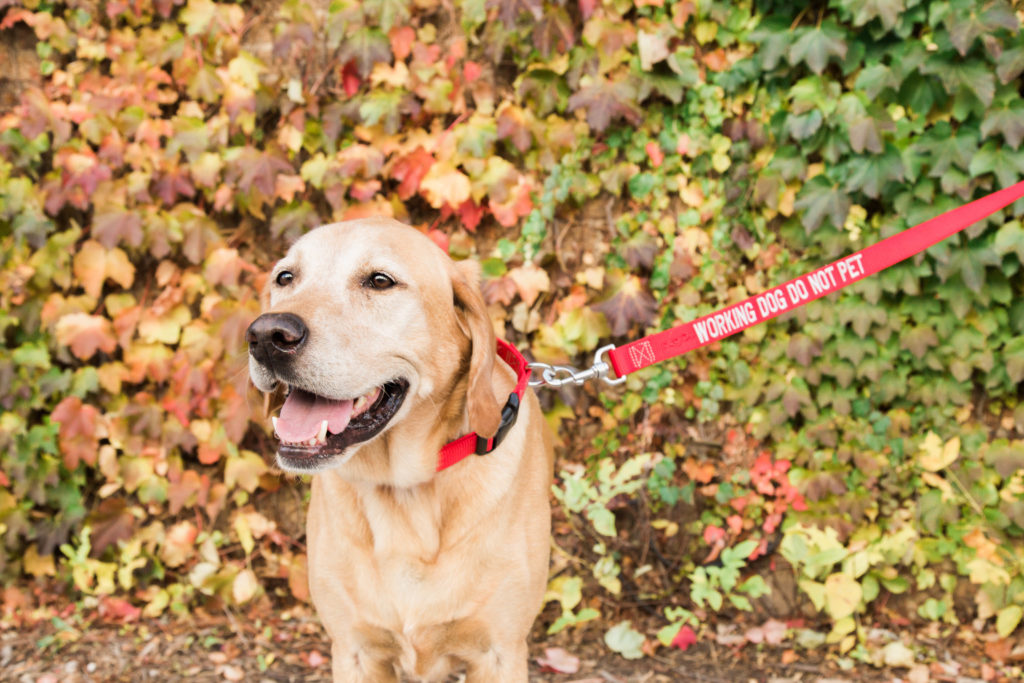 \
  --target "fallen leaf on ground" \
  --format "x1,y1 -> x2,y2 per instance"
671,625 -> 697,651
536,647 -> 580,674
